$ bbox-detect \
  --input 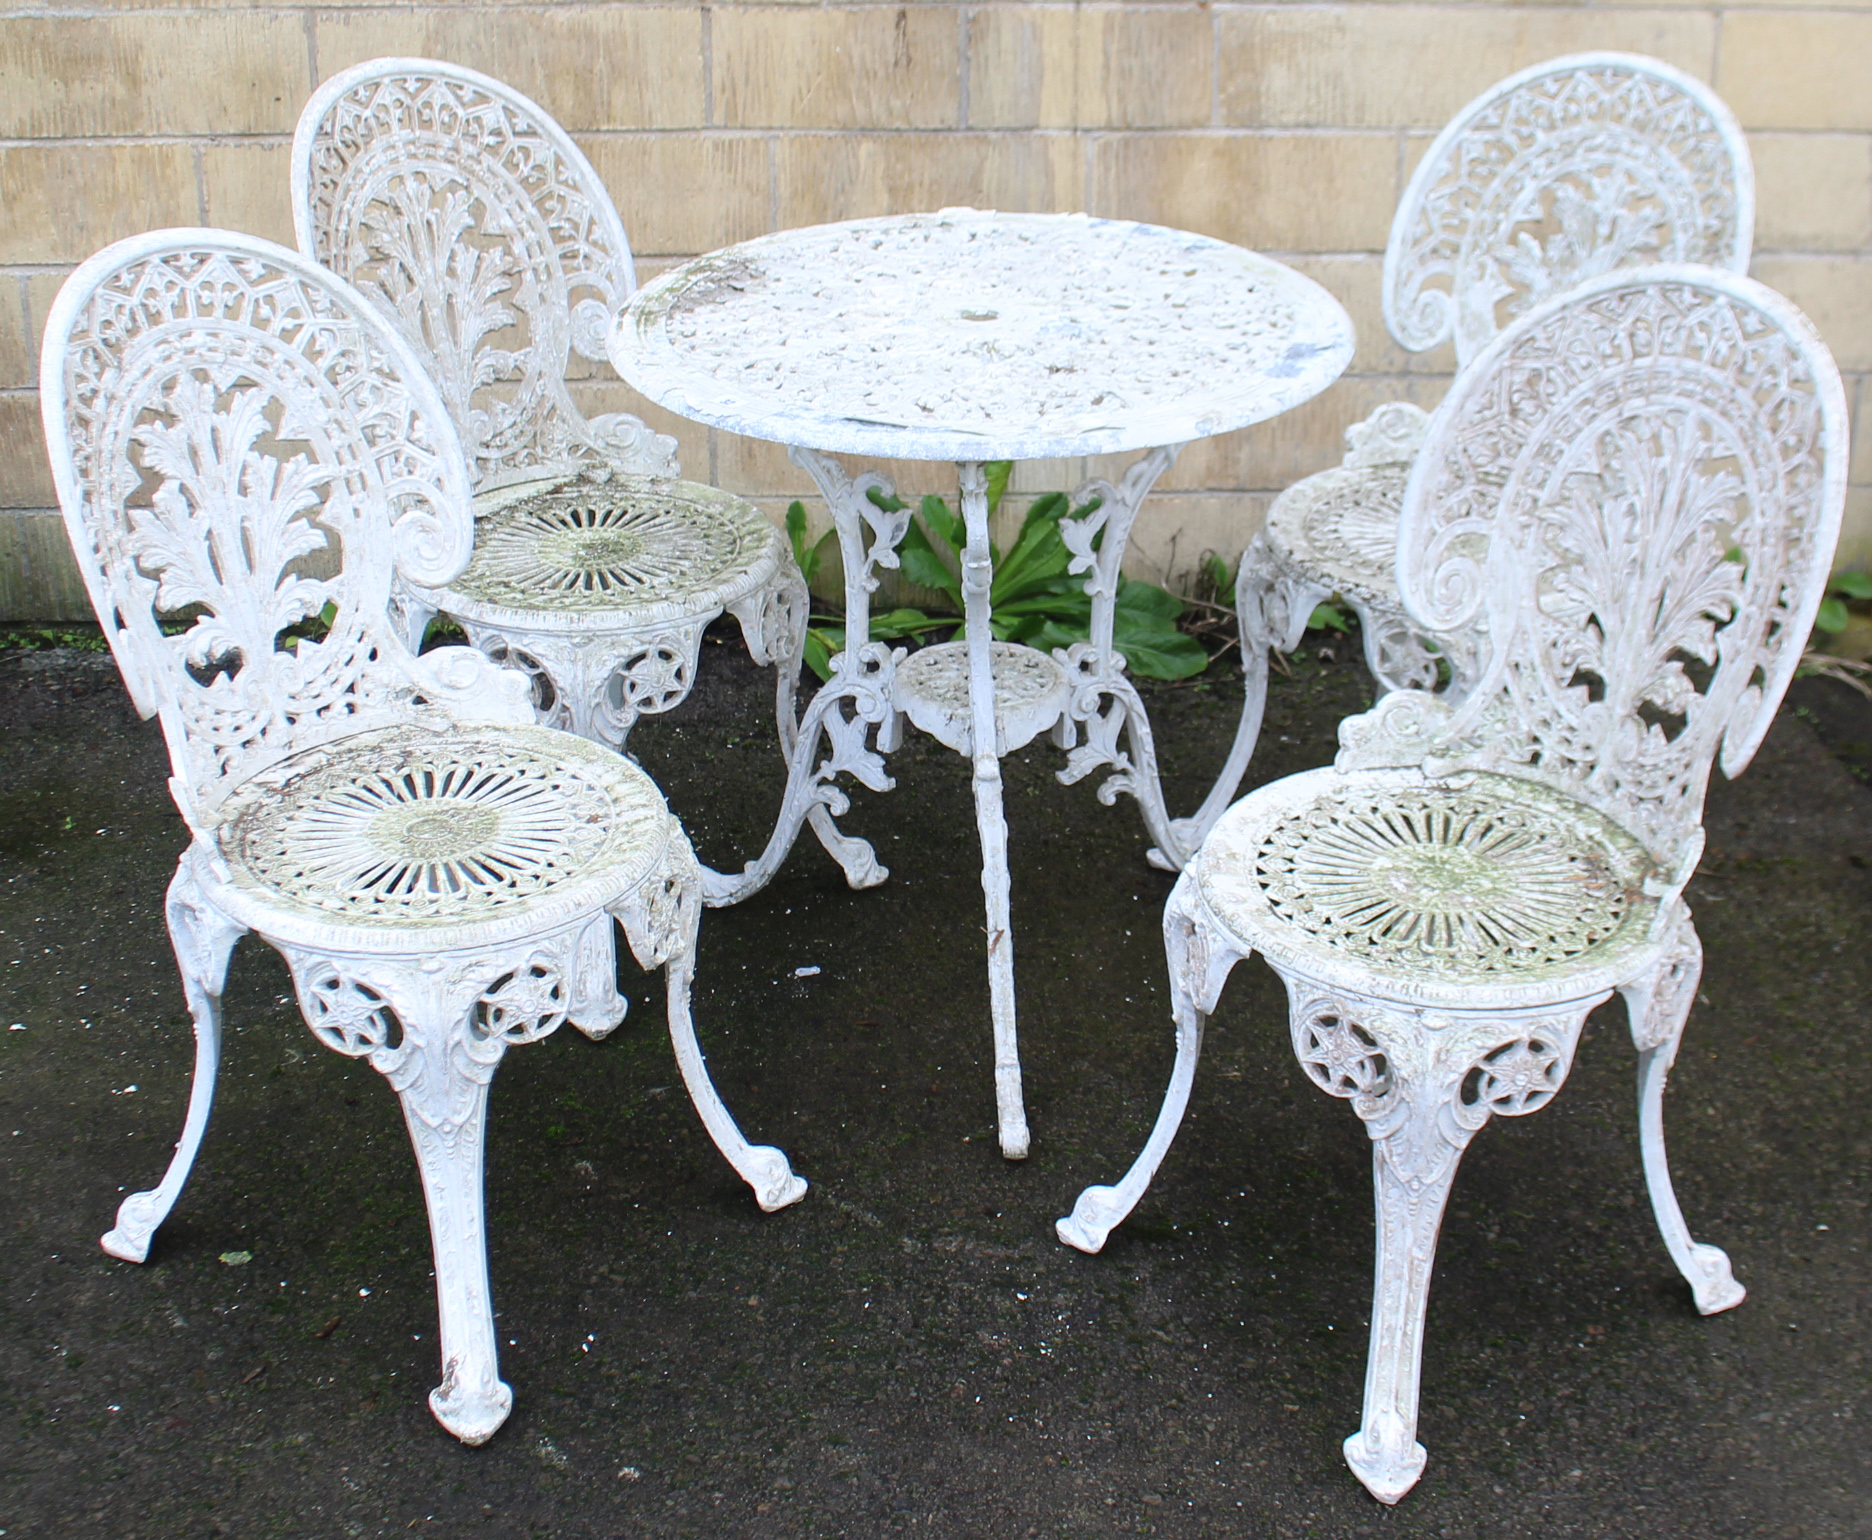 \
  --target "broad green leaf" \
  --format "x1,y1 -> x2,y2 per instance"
918,493 -> 964,557
992,494 -> 1073,604
1115,579 -> 1184,624
785,500 -> 814,584
1112,620 -> 1209,680
1308,601 -> 1351,633
985,461 -> 1013,517
803,625 -> 843,682
898,516 -> 963,607
870,607 -> 954,640
1815,596 -> 1849,633
989,580 -> 1088,629
1832,571 -> 1872,600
